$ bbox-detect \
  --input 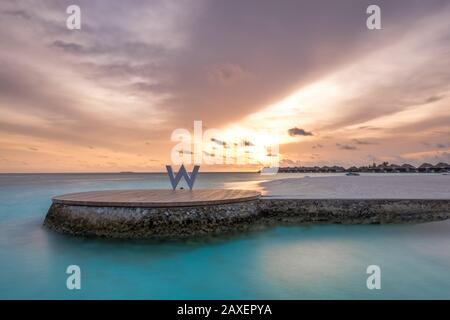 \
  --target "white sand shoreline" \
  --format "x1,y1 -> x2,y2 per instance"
259,174 -> 450,199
